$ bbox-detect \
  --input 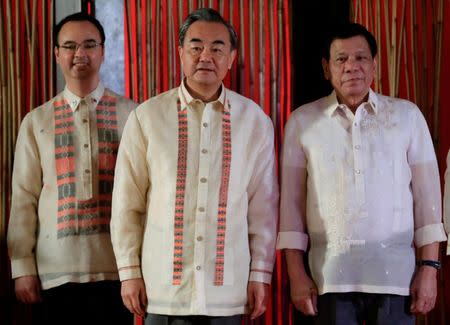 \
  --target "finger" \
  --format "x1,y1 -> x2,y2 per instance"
135,294 -> 145,316
303,298 -> 316,316
414,298 -> 426,314
311,291 -> 318,314
251,293 -> 265,319
248,288 -> 255,310
410,291 -> 417,312
139,287 -> 148,312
